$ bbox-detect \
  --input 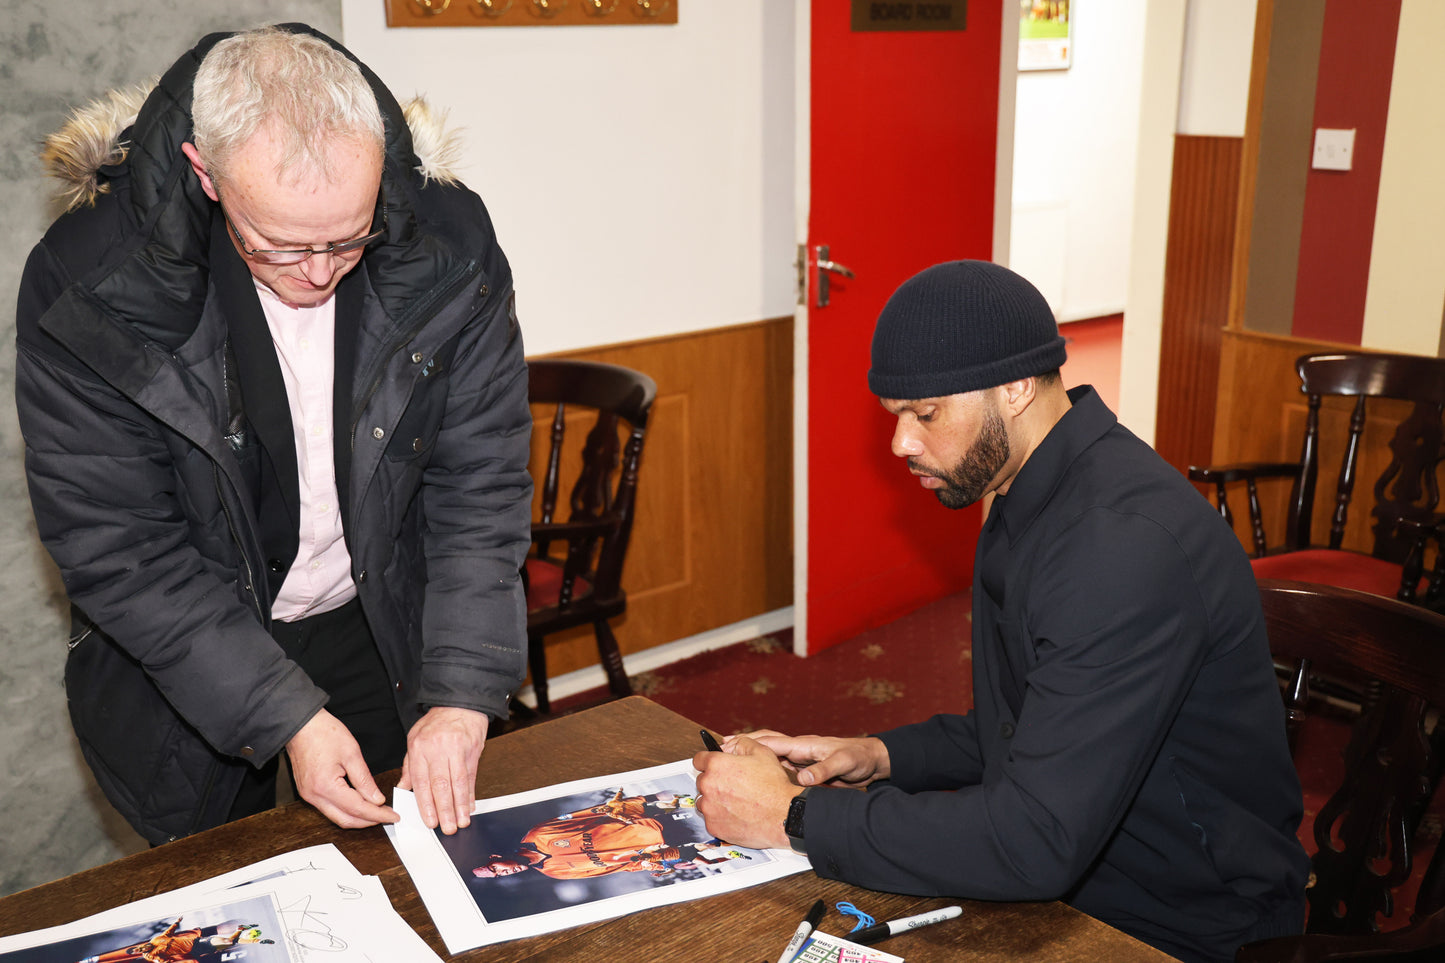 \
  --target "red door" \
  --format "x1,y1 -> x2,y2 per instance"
799,1 -> 1004,653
